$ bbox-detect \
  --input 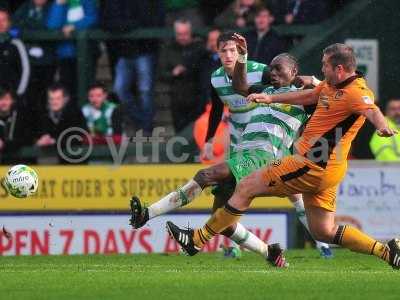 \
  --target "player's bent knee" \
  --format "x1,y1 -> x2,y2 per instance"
311,226 -> 336,243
